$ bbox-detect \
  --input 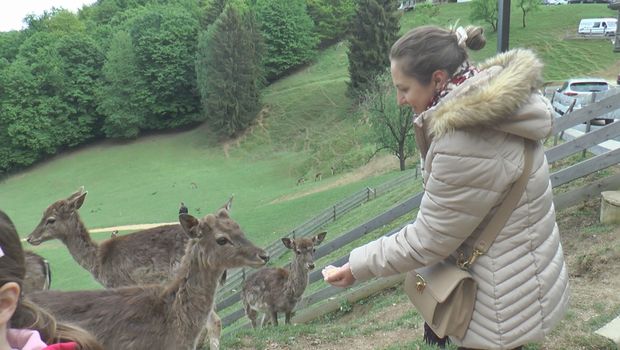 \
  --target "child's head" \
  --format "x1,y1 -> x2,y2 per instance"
0,210 -> 25,332
0,210 -> 103,350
